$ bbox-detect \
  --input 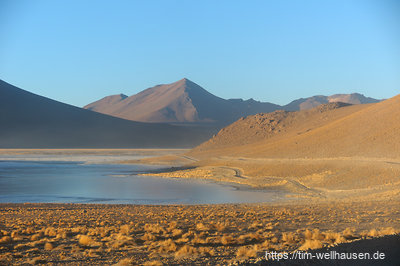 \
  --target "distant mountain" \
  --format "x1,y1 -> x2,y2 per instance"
85,79 -> 381,125
84,78 -> 280,125
0,79 -> 211,148
283,93 -> 380,111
